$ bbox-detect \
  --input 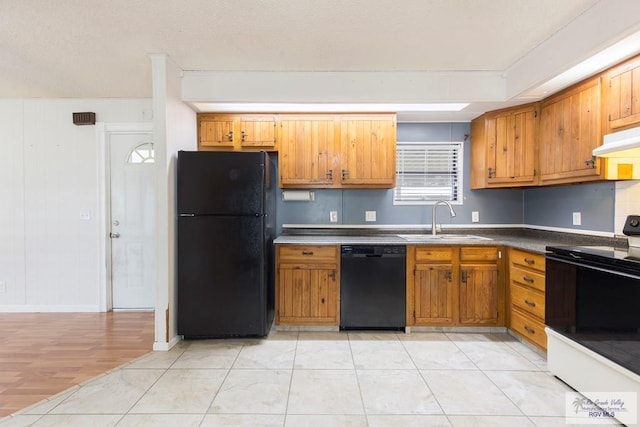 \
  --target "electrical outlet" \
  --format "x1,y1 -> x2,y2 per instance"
573,212 -> 582,226
472,211 -> 480,223
330,211 -> 338,223
0,281 -> 6,293
79,210 -> 91,220
365,211 -> 376,222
